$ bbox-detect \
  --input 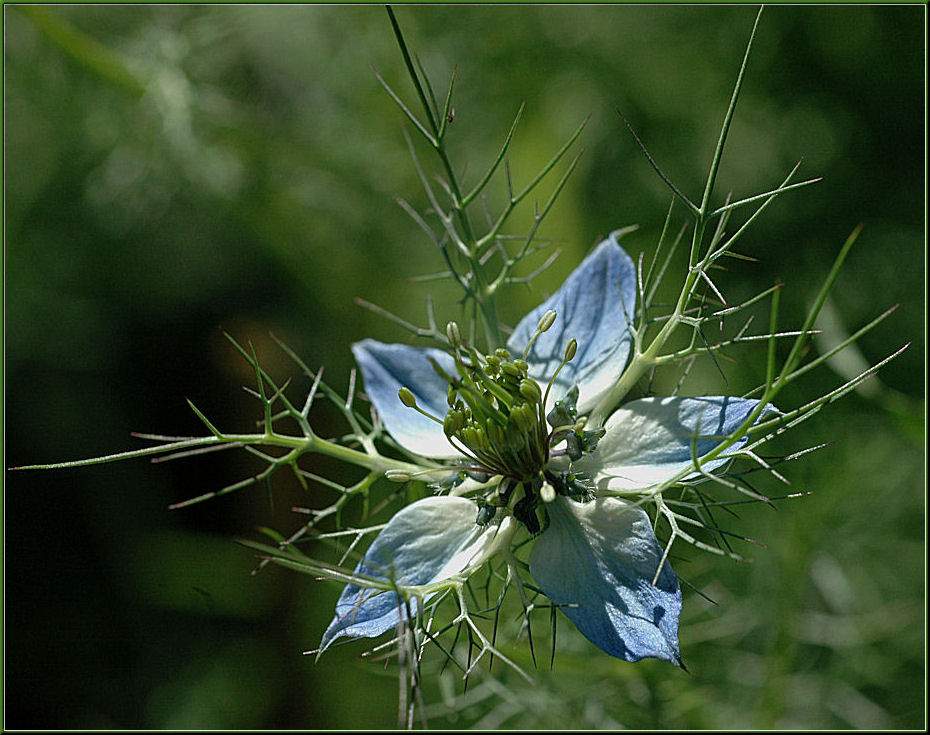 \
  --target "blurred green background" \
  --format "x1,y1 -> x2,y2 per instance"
4,4 -> 924,729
